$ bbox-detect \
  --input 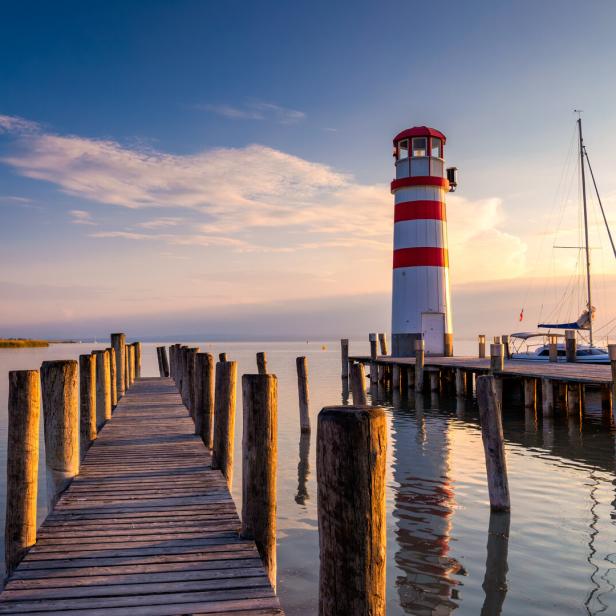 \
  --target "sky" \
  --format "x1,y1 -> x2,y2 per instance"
1,0 -> 616,340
